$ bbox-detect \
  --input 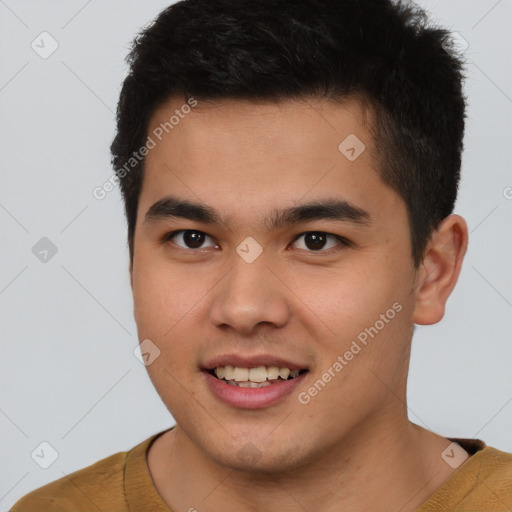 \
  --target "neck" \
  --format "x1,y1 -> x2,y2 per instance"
149,412 -> 459,512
